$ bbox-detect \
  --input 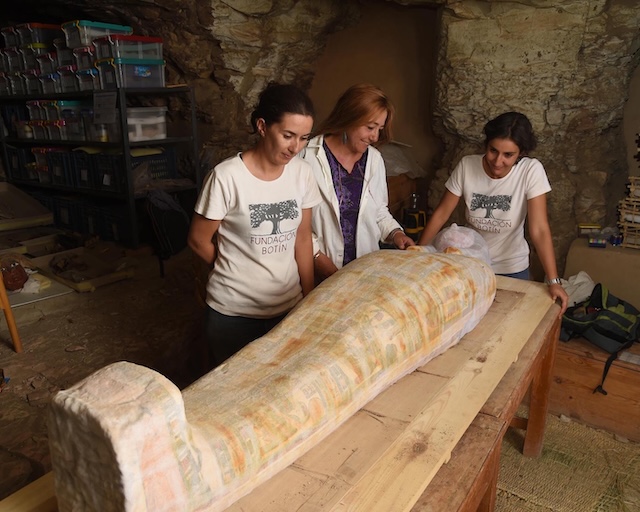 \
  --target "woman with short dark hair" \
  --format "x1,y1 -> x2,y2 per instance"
418,111 -> 568,314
